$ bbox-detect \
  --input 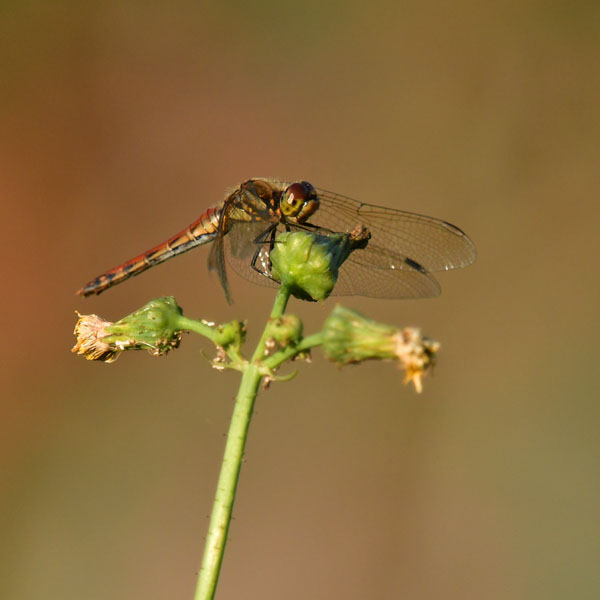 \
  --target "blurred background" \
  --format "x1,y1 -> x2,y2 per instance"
1,1 -> 599,598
